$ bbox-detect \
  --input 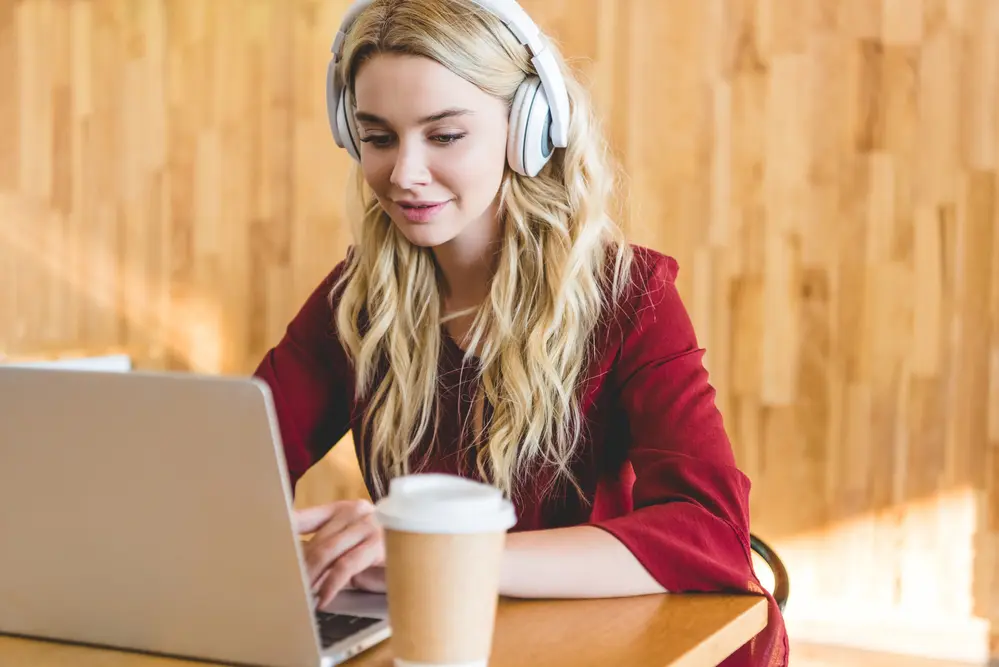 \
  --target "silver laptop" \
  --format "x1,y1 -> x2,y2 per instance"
0,366 -> 390,667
